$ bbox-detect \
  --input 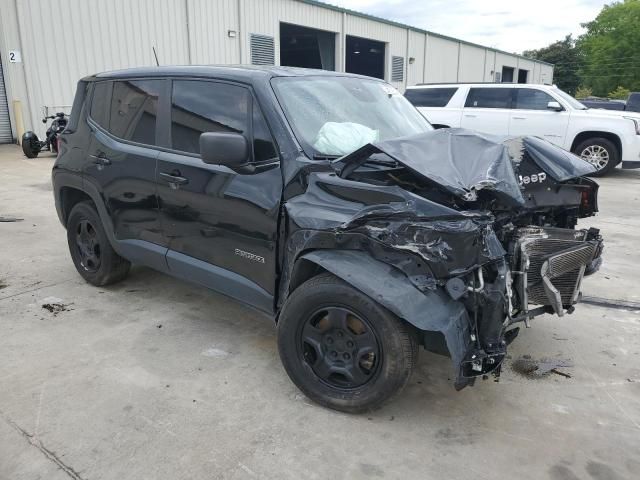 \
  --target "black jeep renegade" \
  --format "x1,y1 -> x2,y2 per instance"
53,66 -> 603,412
